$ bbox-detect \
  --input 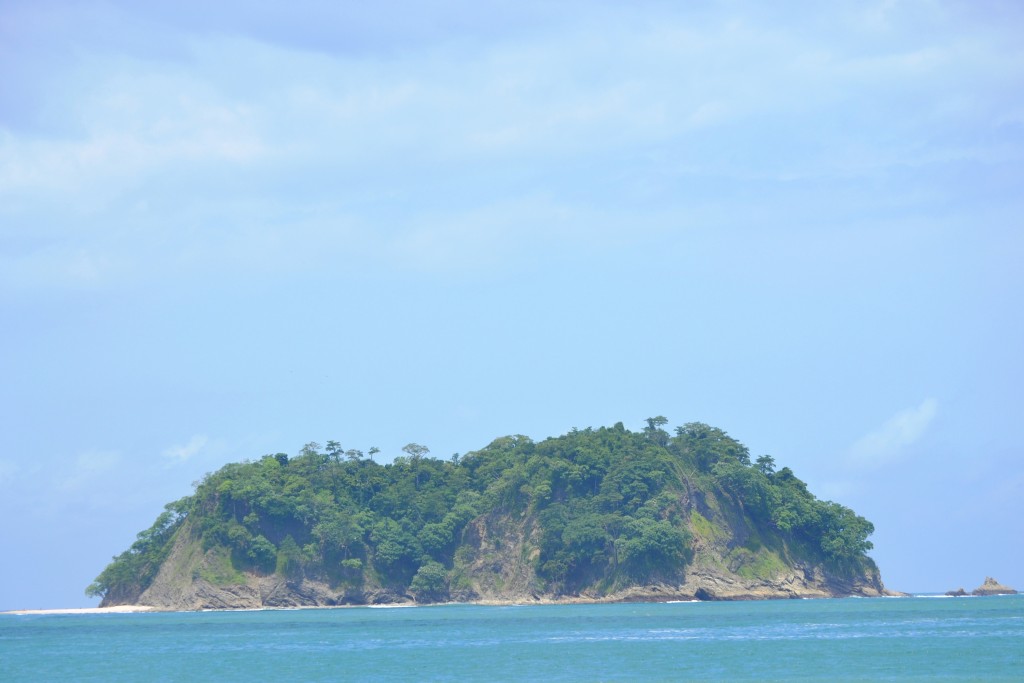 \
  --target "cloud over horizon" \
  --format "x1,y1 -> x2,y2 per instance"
162,435 -> 210,462
847,398 -> 939,468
